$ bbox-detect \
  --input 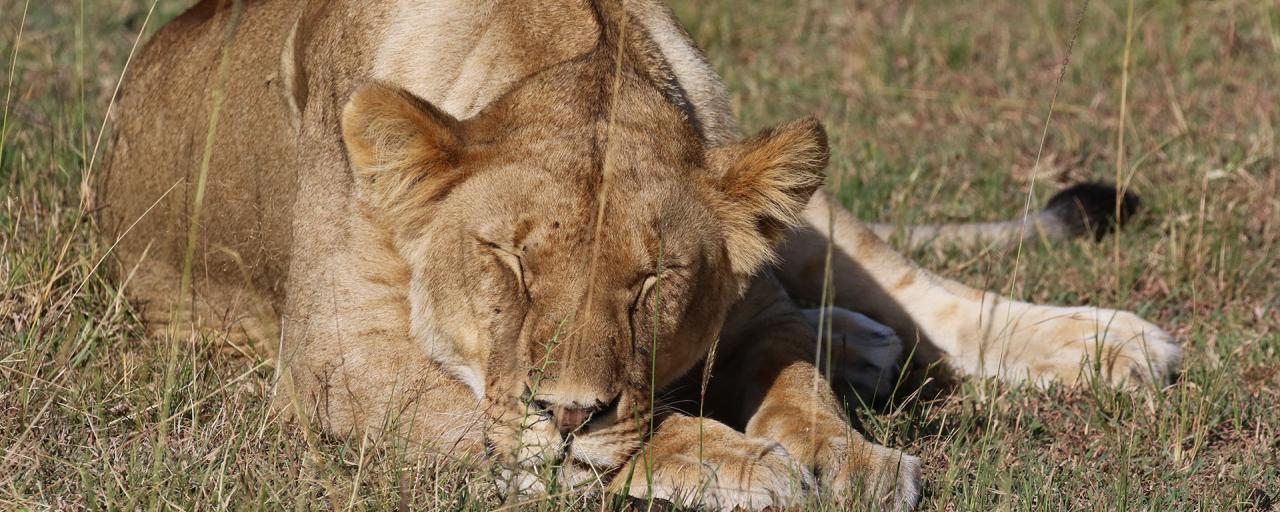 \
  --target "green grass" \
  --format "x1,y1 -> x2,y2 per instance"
3,0 -> 1278,510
